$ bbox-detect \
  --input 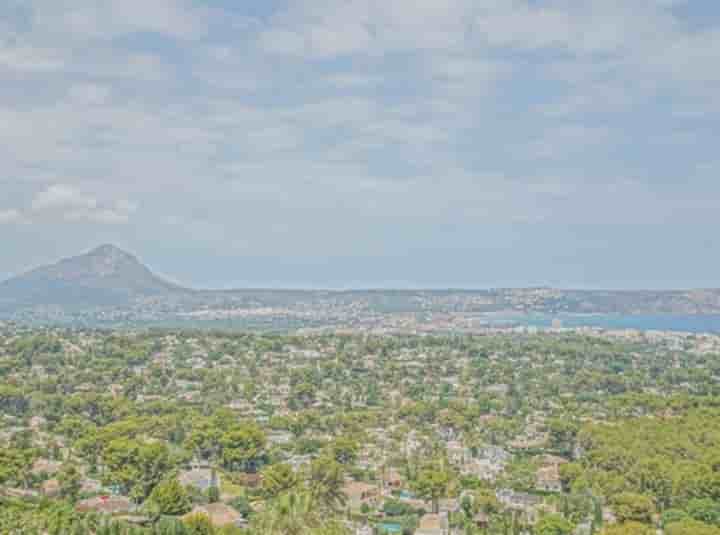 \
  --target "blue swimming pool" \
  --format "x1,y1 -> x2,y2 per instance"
378,522 -> 403,533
